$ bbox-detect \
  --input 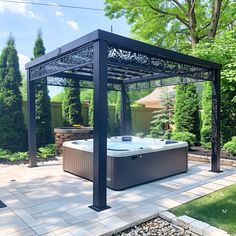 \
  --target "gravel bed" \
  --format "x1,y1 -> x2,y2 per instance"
113,217 -> 188,236
0,156 -> 62,168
